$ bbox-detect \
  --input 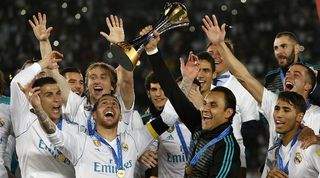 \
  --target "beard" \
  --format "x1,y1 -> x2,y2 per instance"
278,50 -> 296,69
